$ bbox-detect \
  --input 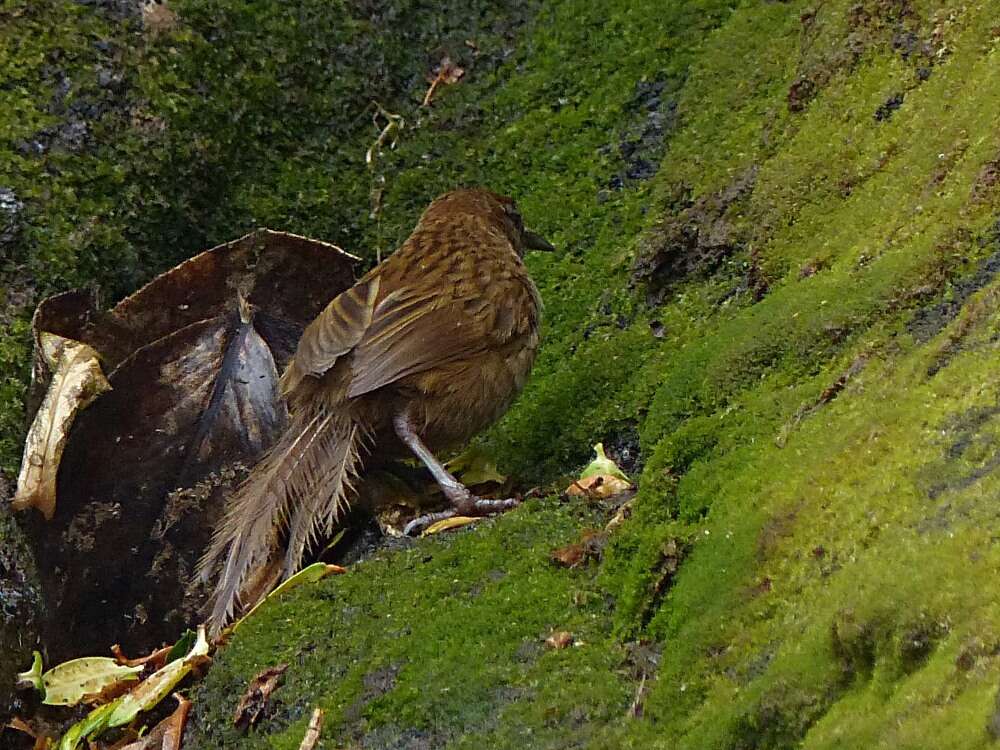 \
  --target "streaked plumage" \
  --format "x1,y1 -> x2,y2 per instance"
198,188 -> 549,630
